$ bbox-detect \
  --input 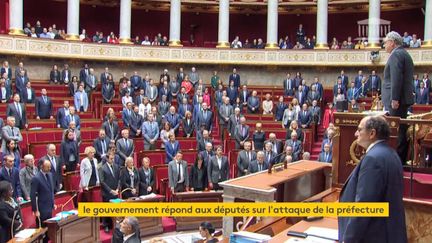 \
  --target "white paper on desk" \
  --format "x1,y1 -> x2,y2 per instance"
285,237 -> 332,243
305,226 -> 338,242
15,228 -> 37,239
